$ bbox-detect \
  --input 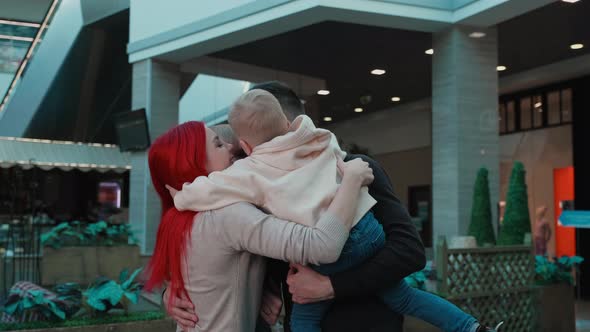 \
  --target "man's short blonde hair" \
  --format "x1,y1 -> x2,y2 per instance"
229,89 -> 289,147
